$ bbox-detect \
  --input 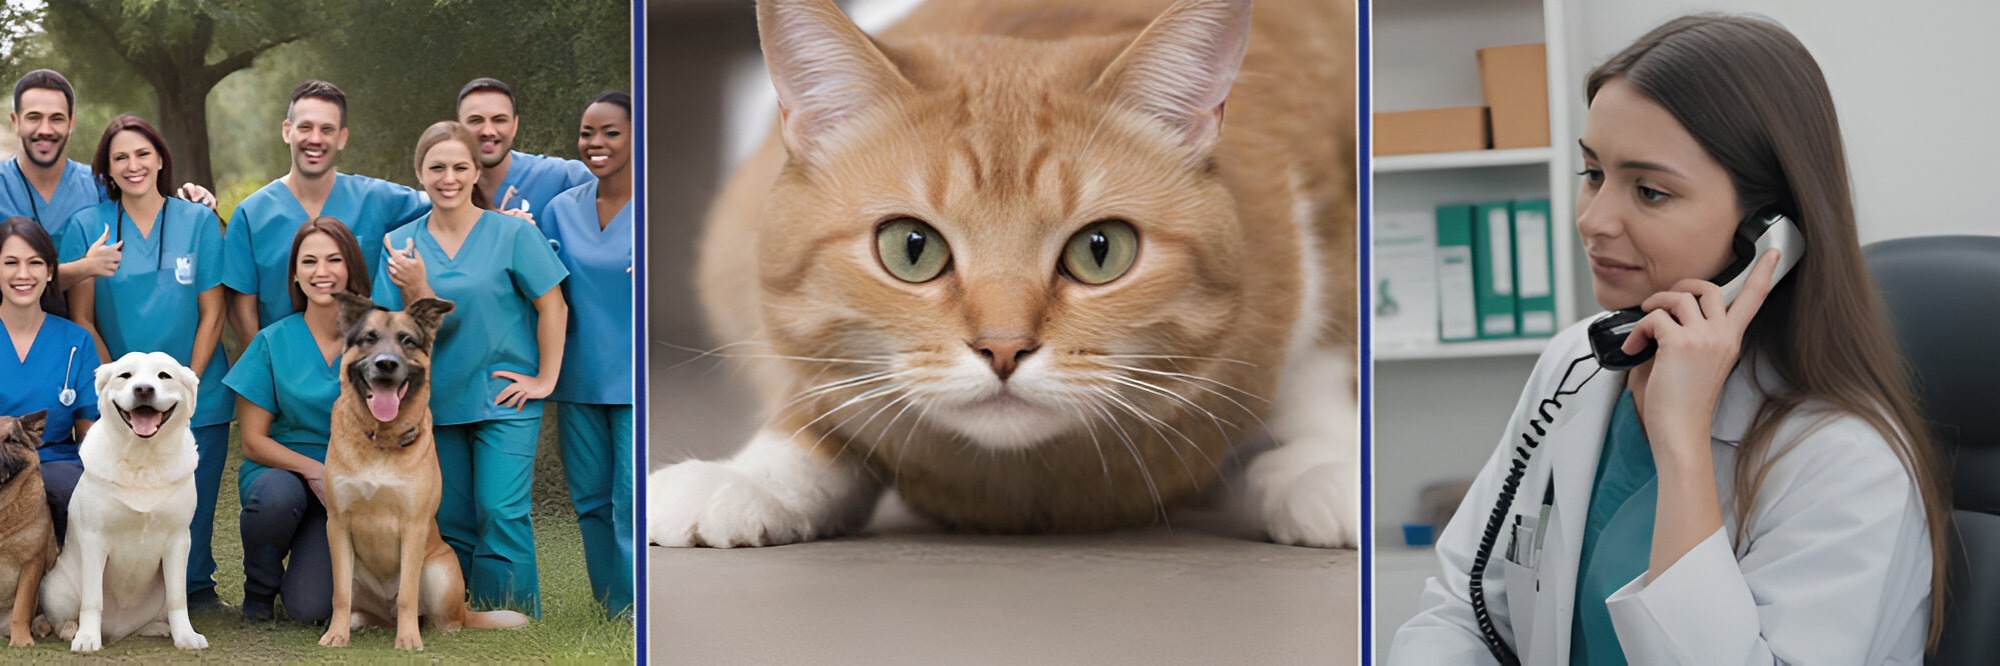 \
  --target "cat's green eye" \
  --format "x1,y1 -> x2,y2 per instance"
1061,220 -> 1138,285
875,217 -> 951,283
